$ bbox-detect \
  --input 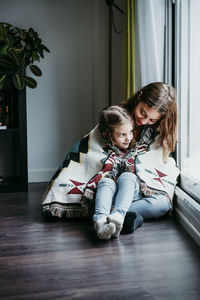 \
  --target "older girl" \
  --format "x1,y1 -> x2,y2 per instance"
121,82 -> 178,233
